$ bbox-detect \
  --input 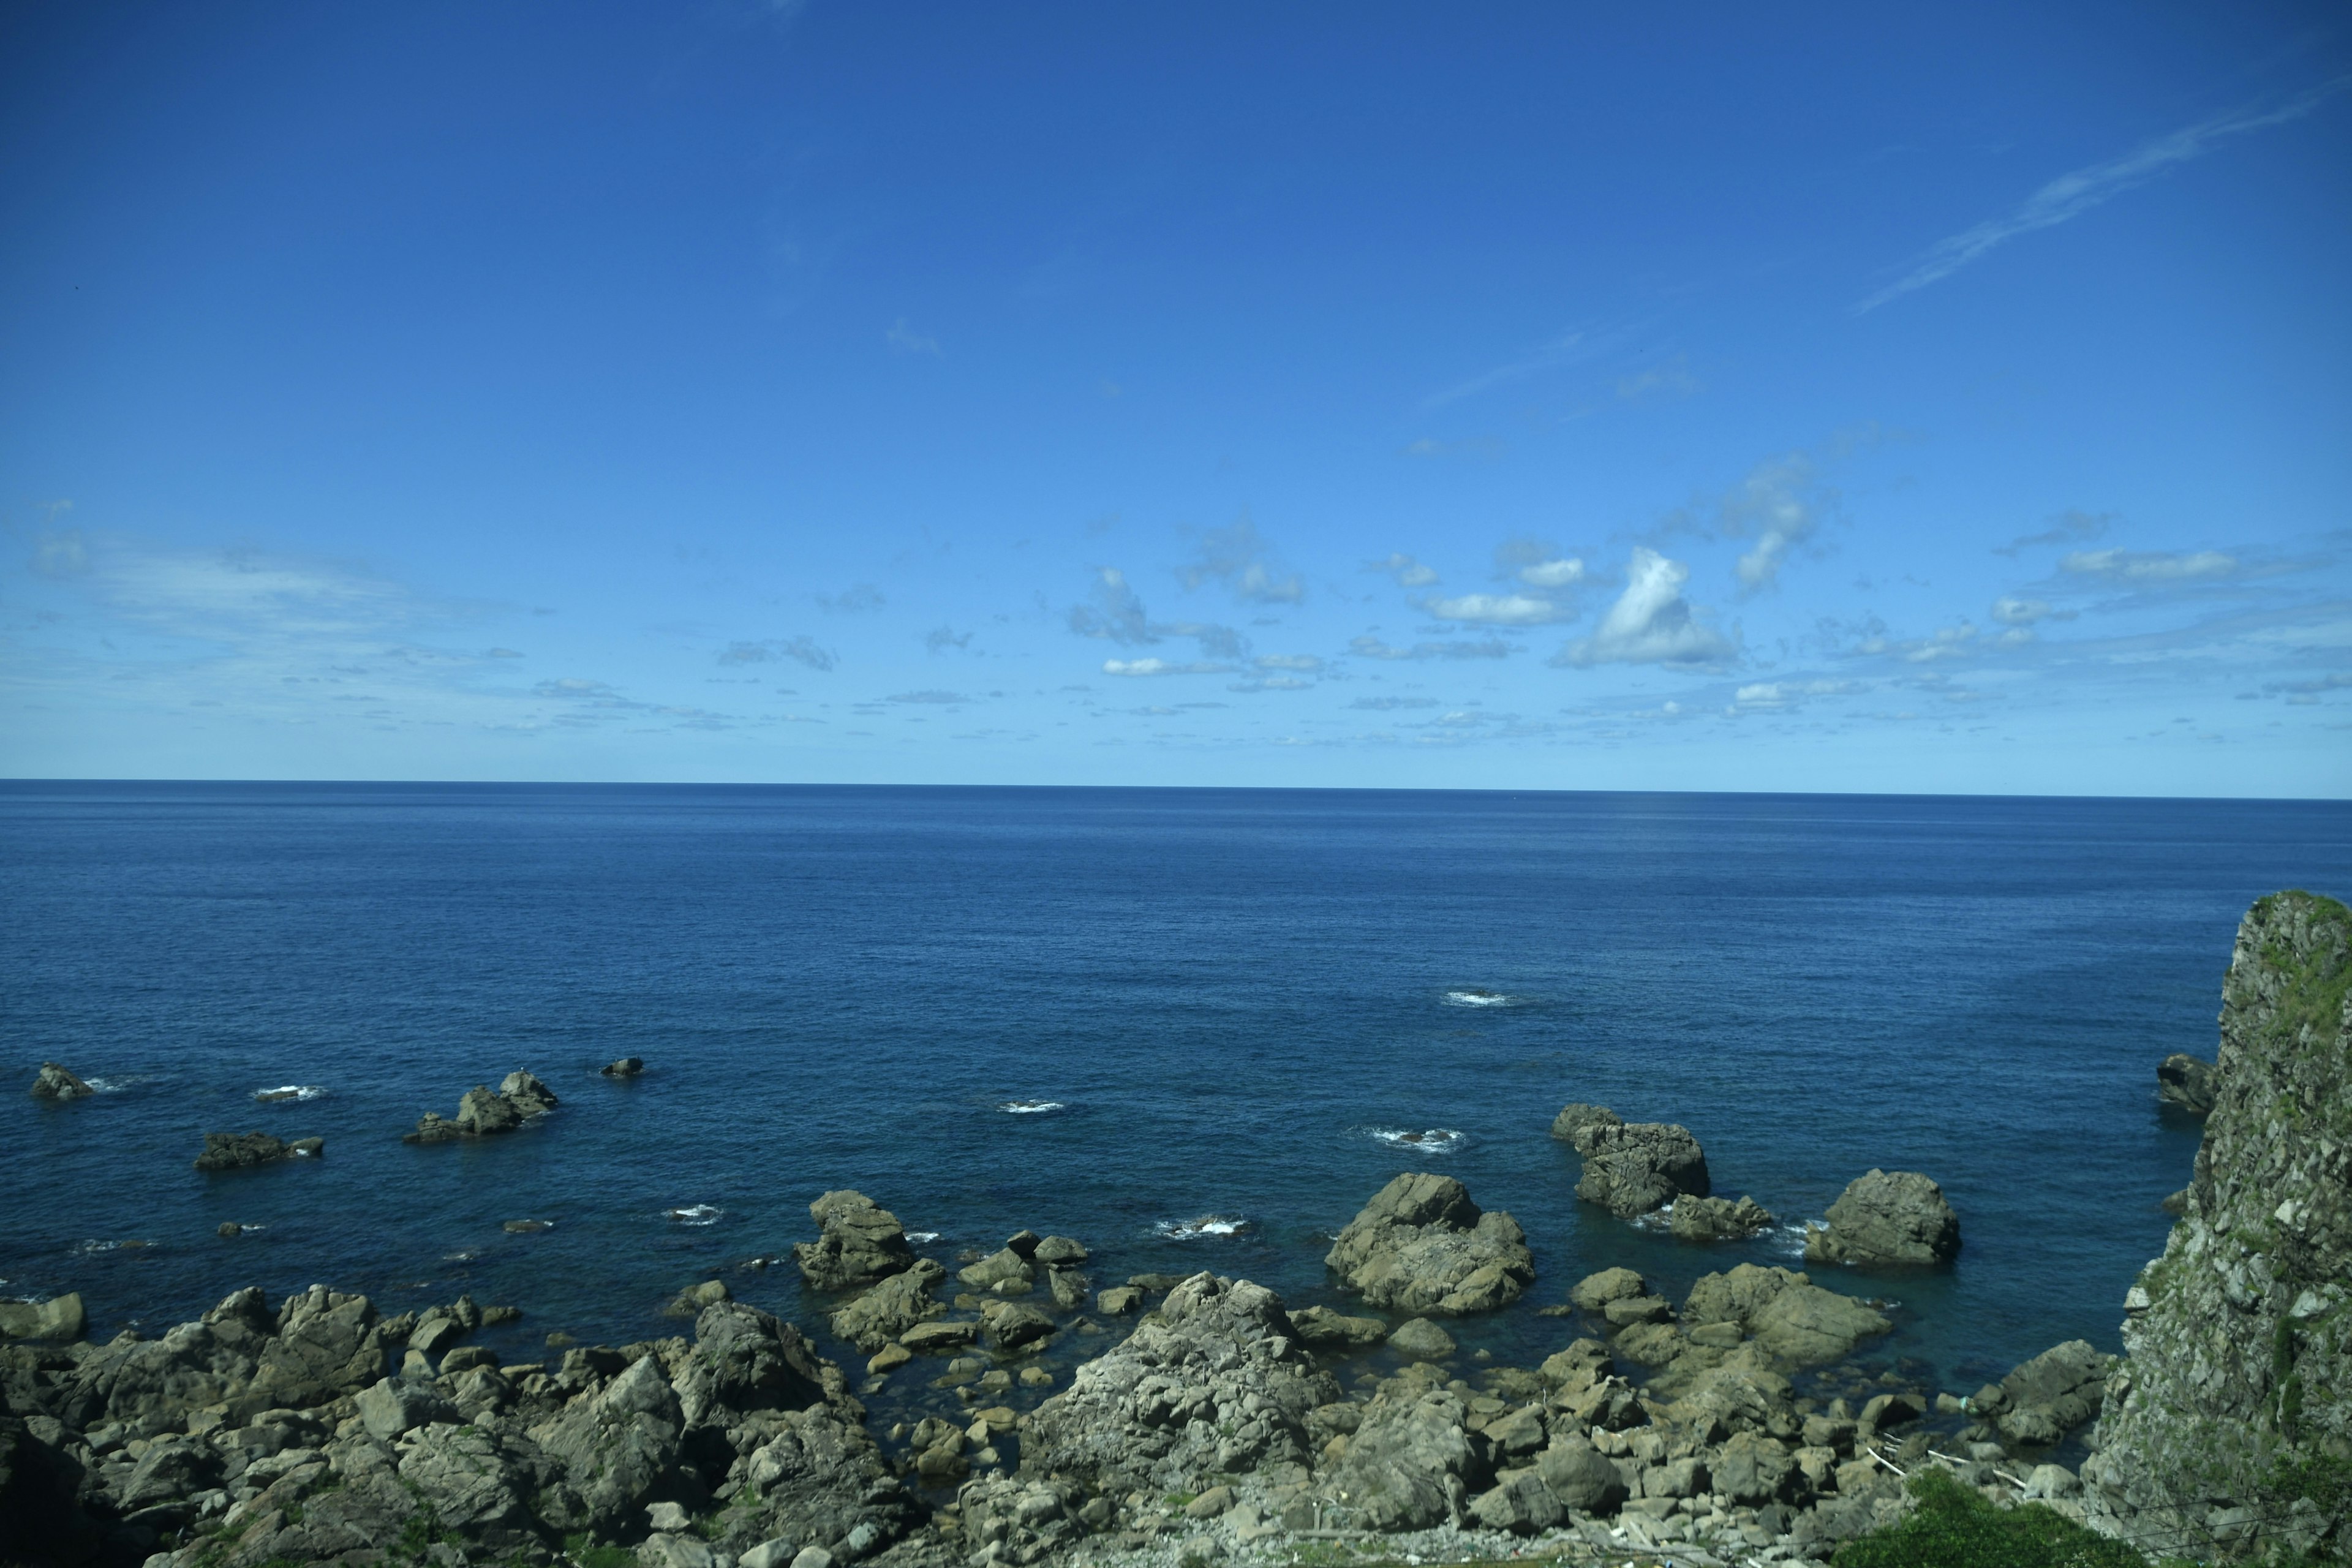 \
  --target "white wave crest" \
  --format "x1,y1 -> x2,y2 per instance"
999,1099 -> 1066,1115
255,1085 -> 326,1102
905,1231 -> 942,1244
666,1204 -> 723,1226
1156,1215 -> 1249,1240
1442,989 -> 1512,1008
76,1238 -> 151,1254
1368,1126 -> 1464,1154
81,1076 -> 135,1093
